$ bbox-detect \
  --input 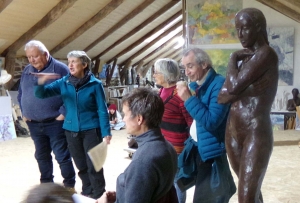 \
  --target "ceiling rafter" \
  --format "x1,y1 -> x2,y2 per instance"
132,31 -> 182,67
119,21 -> 182,66
2,0 -> 78,56
144,47 -> 181,67
84,0 -> 156,53
106,10 -> 182,64
92,0 -> 180,60
50,0 -> 125,55
0,0 -> 12,13
165,48 -> 182,59
256,0 -> 300,22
